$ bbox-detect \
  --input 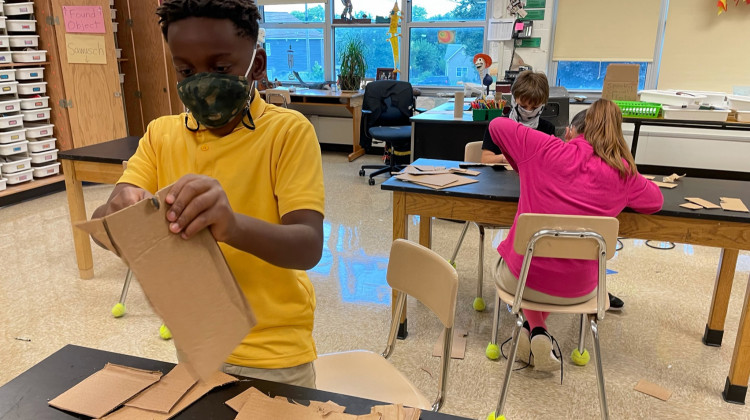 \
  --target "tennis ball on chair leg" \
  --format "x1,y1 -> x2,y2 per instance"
486,343 -> 500,360
486,411 -> 506,420
111,303 -> 126,318
473,297 -> 486,311
159,324 -> 172,340
571,348 -> 590,366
